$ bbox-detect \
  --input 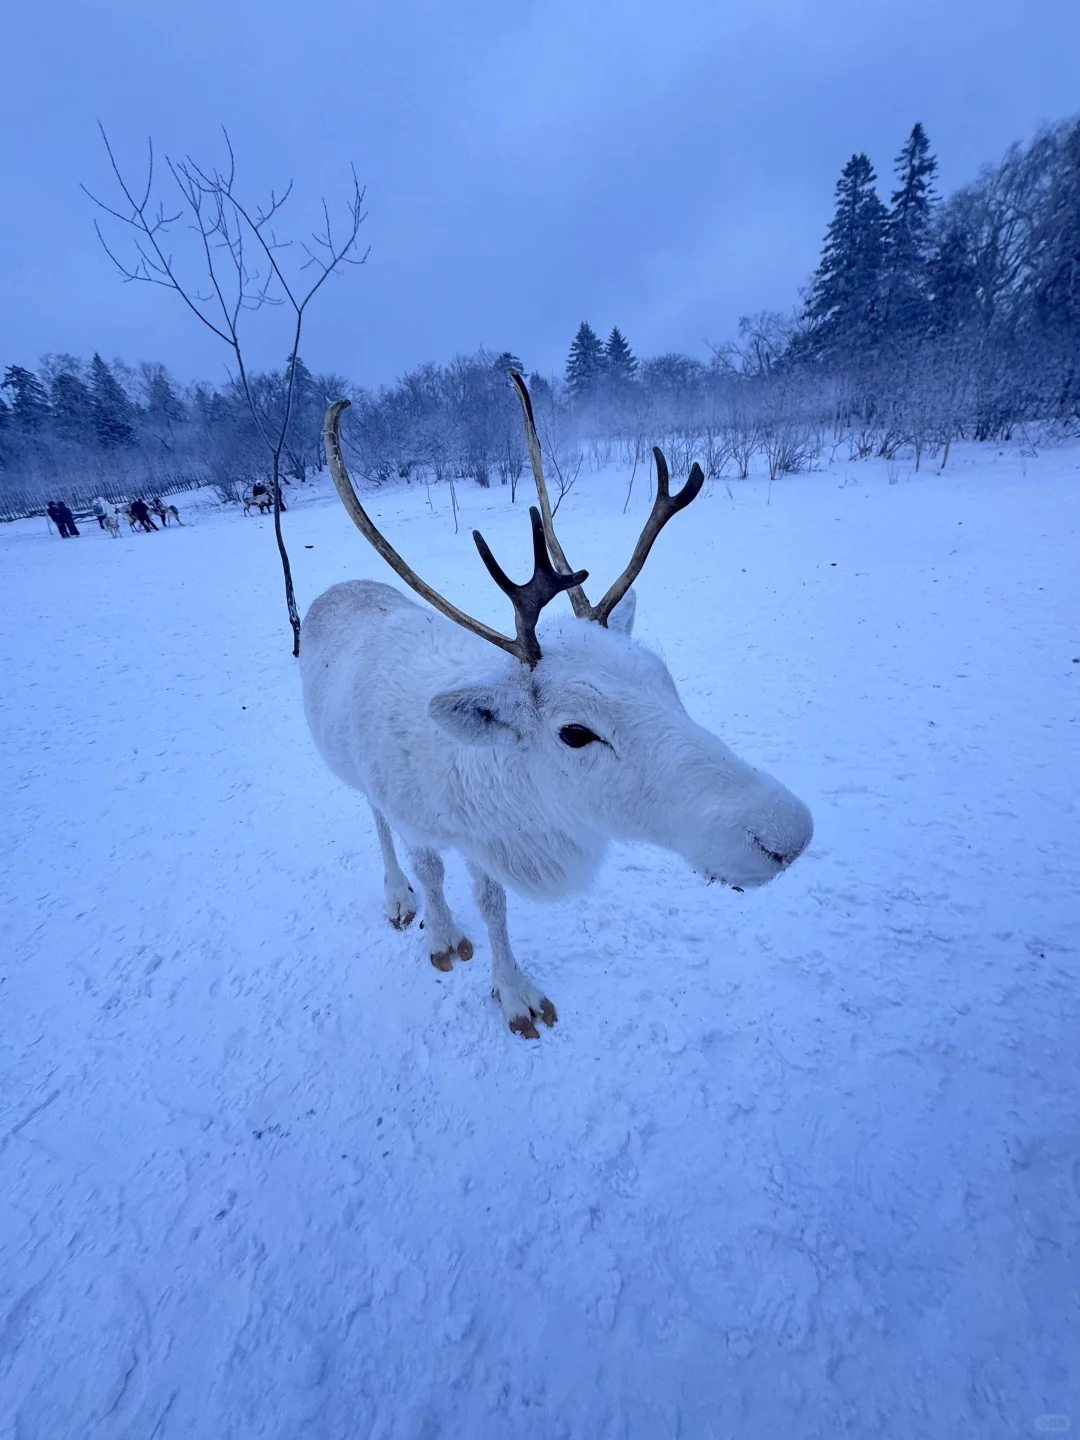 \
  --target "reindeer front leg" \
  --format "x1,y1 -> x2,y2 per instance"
411,848 -> 473,971
468,865 -> 557,1039
372,807 -> 416,930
